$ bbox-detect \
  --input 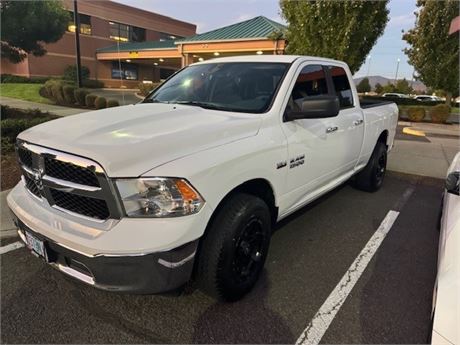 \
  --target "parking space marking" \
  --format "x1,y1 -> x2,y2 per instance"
0,241 -> 24,255
296,210 -> 400,345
